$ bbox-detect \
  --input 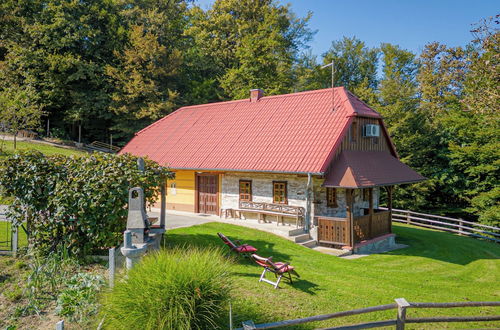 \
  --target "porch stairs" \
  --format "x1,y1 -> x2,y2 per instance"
289,229 -> 317,248
287,228 -> 353,256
